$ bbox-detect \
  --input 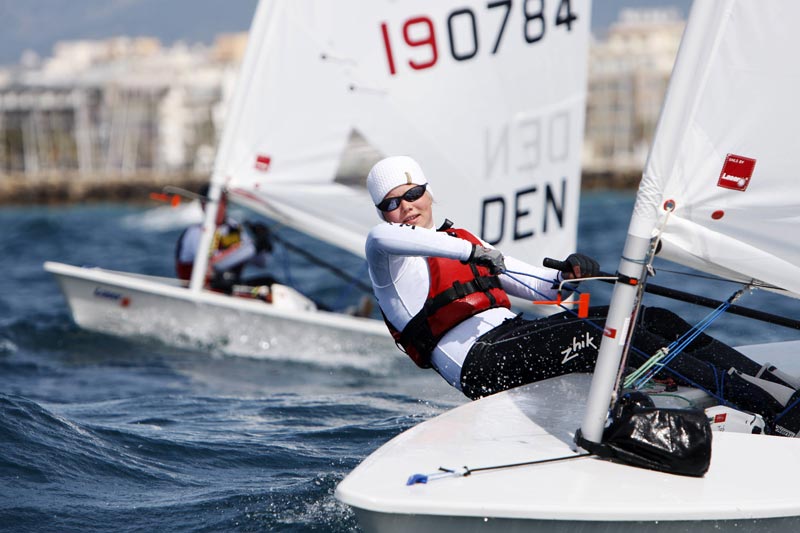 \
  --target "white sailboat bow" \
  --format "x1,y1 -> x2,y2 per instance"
44,0 -> 585,356
337,1 -> 800,530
